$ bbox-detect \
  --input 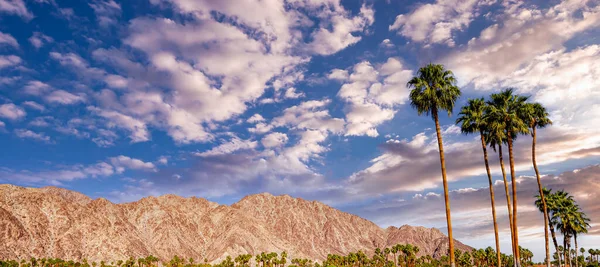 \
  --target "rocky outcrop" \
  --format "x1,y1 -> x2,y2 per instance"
0,185 -> 472,262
